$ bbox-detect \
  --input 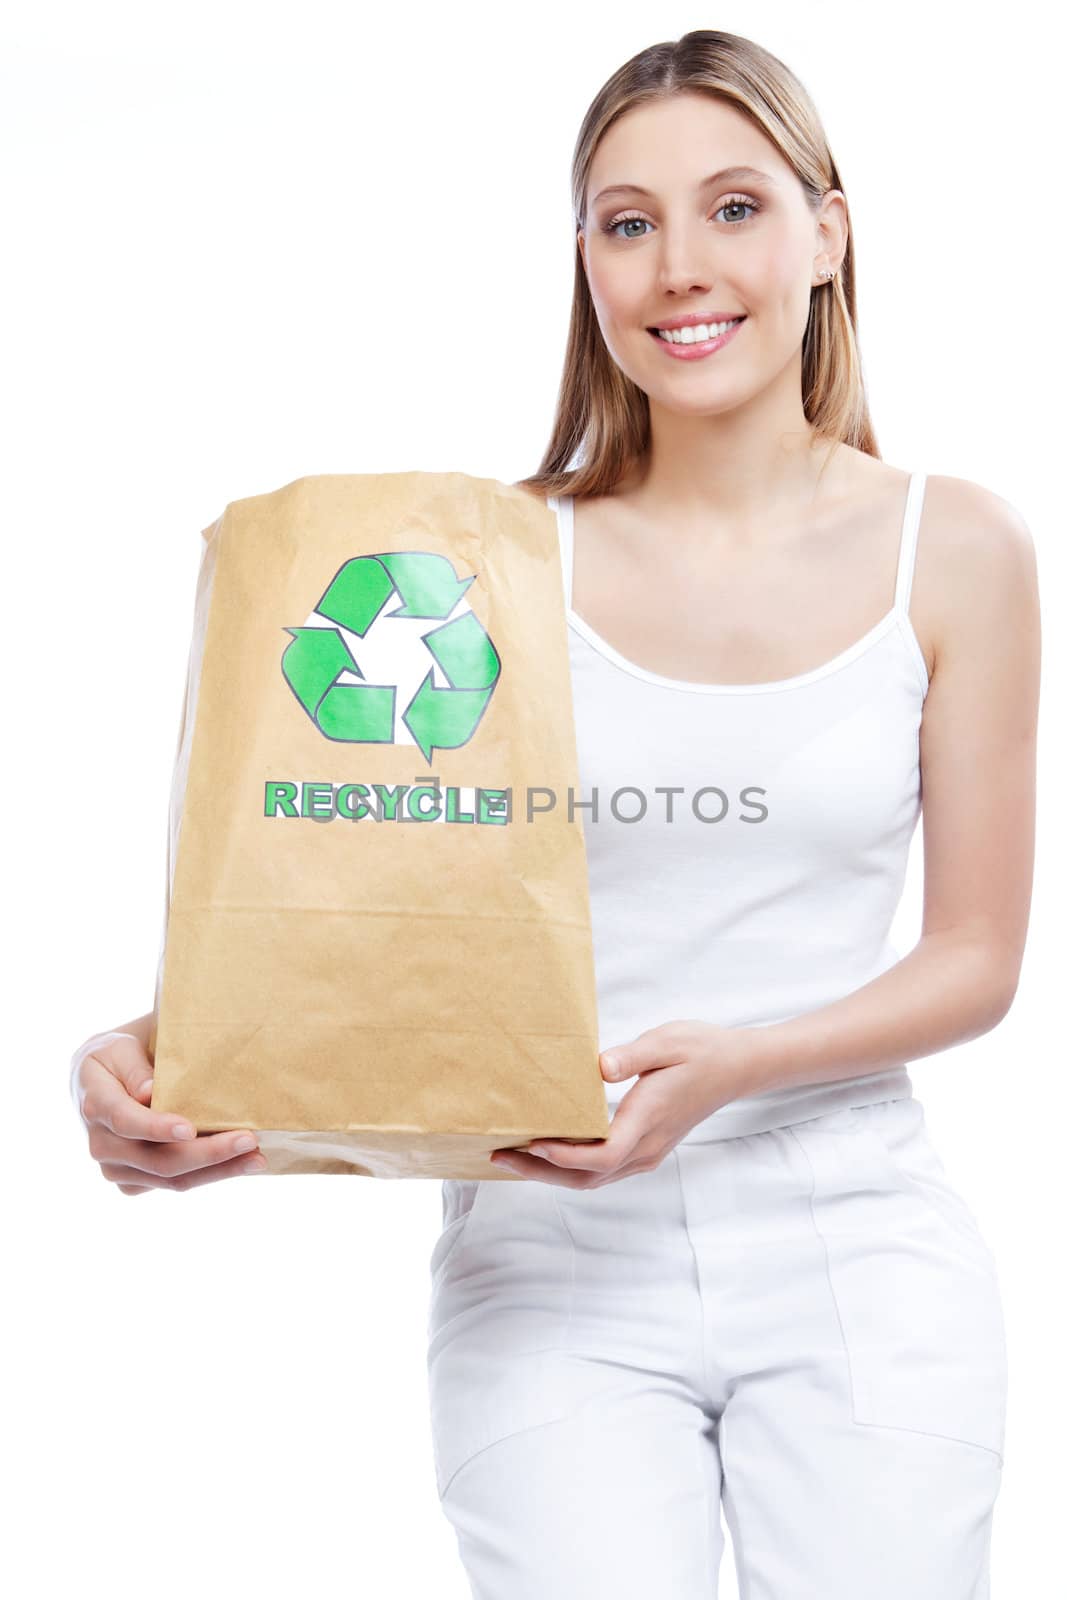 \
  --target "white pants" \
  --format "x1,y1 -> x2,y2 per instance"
425,1096 -> 1007,1598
